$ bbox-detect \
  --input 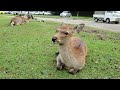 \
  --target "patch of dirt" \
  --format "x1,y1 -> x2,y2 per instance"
82,28 -> 120,41
83,27 -> 100,34
96,34 -> 106,40
82,29 -> 107,40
